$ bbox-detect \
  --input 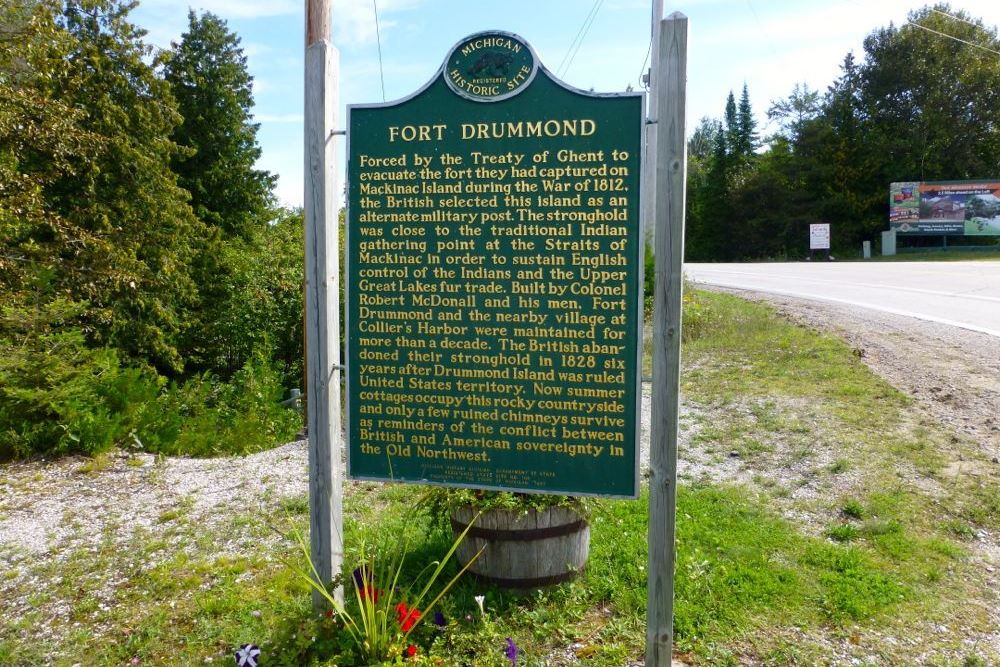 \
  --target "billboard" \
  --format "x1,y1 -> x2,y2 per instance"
890,180 -> 1000,236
